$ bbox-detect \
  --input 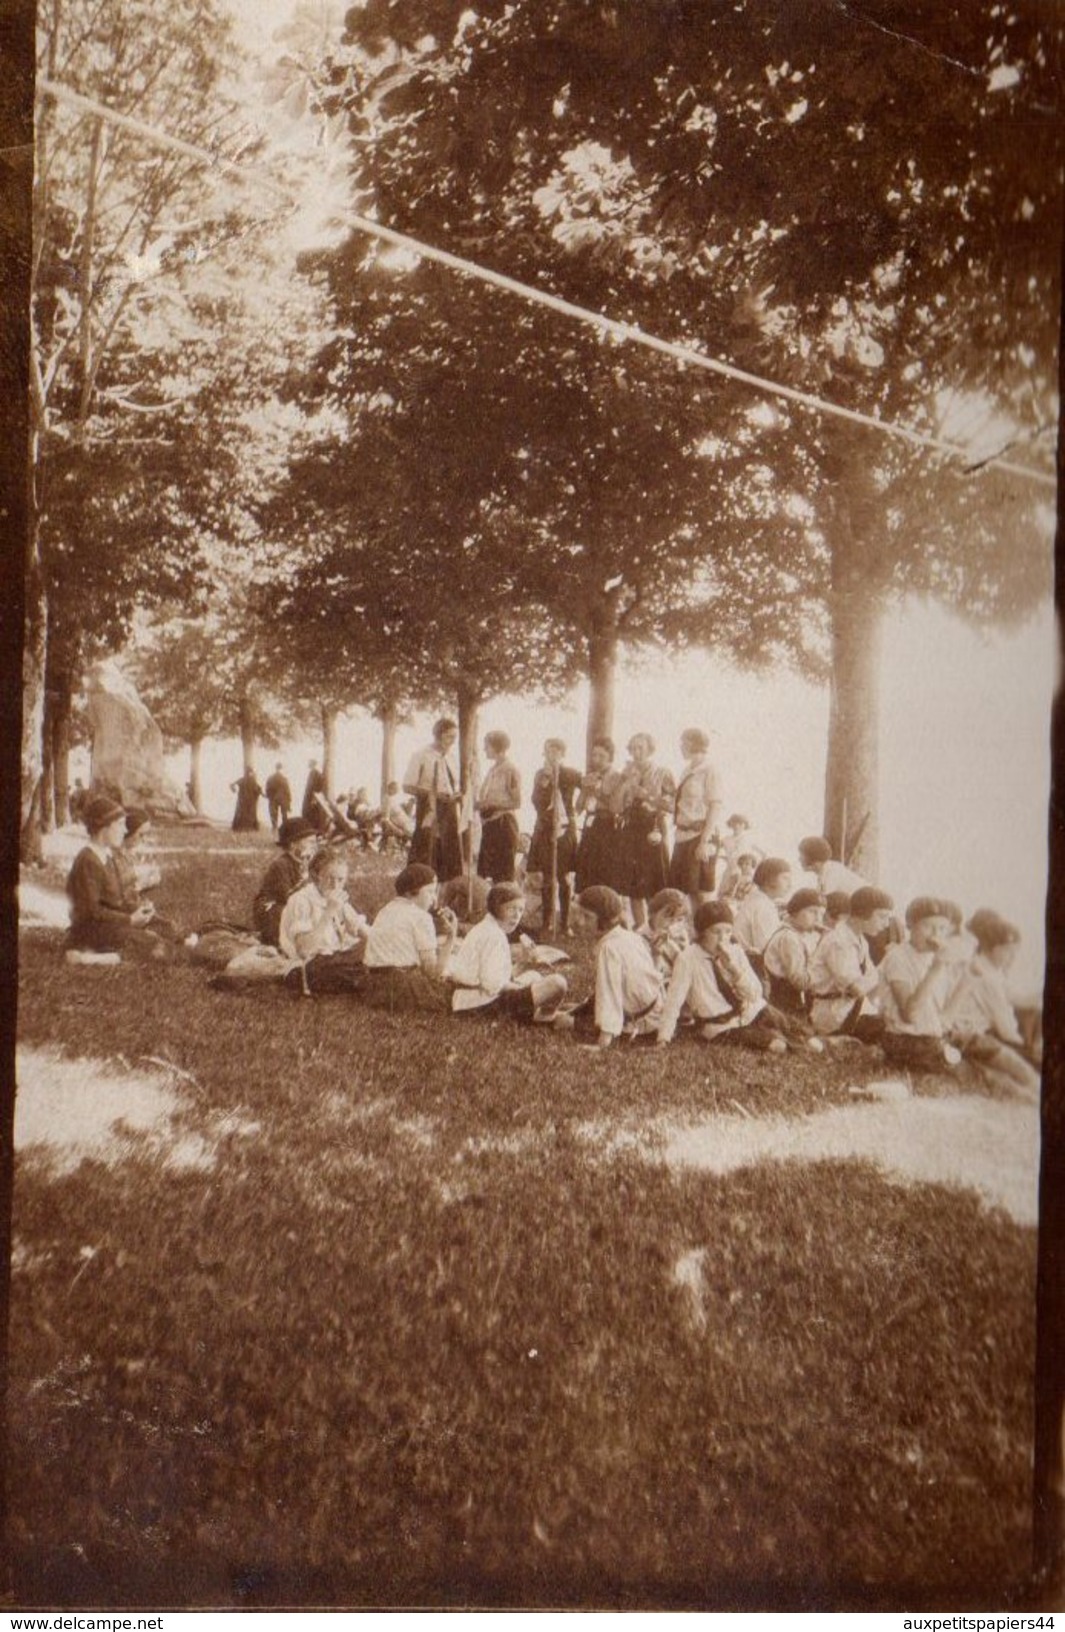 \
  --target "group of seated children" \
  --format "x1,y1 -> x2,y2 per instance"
573,880 -> 1040,1097
252,818 -> 572,1024
63,798 -> 1041,1097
